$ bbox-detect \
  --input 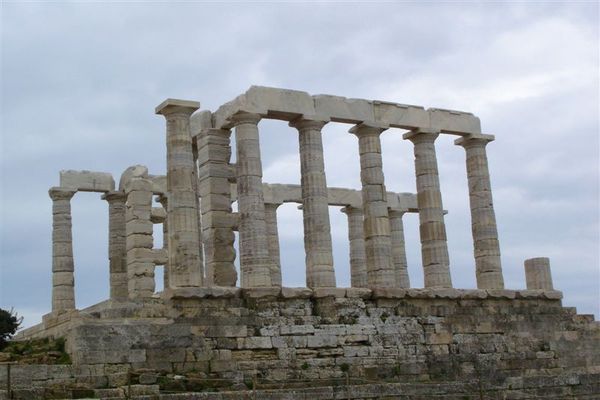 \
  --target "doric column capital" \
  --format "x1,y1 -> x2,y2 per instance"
49,187 -> 76,201
289,117 -> 328,131
403,128 -> 440,143
340,205 -> 363,216
102,191 -> 127,202
454,134 -> 495,149
155,98 -> 200,117
388,208 -> 408,218
228,112 -> 262,127
349,122 -> 387,137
